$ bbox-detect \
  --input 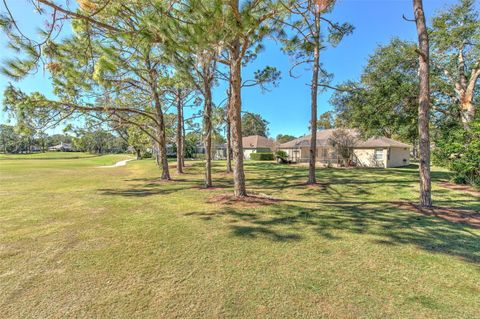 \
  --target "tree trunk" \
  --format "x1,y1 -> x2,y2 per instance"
413,0 -> 432,207
307,13 -> 321,185
203,77 -> 213,188
176,89 -> 184,174
226,87 -> 233,173
152,91 -> 171,180
146,51 -> 170,180
228,40 -> 247,197
182,121 -> 186,166
135,148 -> 141,160
457,51 -> 479,129
460,98 -> 476,128
226,117 -> 232,173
